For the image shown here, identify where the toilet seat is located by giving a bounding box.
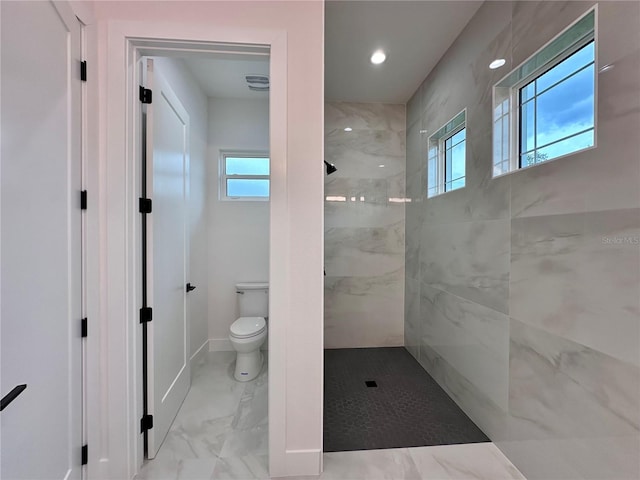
[230,316,266,339]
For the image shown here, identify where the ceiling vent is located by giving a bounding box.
[246,74,269,92]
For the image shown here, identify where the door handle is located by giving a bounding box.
[186,283,196,292]
[1,384,27,412]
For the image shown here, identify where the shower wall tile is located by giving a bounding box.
[508,319,640,478]
[511,208,640,366]
[324,201,404,229]
[404,203,422,282]
[404,277,420,360]
[420,283,510,411]
[405,2,640,479]
[509,319,640,437]
[326,102,405,133]
[405,120,423,179]
[324,271,404,349]
[511,1,596,68]
[325,102,406,348]
[406,86,422,130]
[420,219,510,314]
[418,342,508,440]
[324,223,404,278]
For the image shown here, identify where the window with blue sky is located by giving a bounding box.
[428,110,466,197]
[221,153,270,199]
[519,41,595,167]
[492,8,595,176]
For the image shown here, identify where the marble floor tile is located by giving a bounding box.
[408,443,526,480]
[136,458,217,480]
[137,353,526,480]
[212,454,270,480]
[319,448,421,479]
[136,352,269,479]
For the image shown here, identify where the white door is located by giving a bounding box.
[0,1,83,479]
[143,59,191,458]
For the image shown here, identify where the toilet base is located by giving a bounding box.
[234,350,263,382]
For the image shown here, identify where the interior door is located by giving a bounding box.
[143,59,191,458]
[0,1,83,478]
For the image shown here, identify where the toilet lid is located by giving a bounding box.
[230,316,266,338]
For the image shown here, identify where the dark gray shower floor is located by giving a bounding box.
[323,347,489,452]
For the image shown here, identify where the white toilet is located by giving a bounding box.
[229,282,268,381]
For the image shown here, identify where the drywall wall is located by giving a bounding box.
[207,97,270,348]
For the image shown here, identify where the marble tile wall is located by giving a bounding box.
[405,2,640,479]
[325,102,406,348]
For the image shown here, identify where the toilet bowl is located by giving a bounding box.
[229,316,267,381]
[229,282,269,382]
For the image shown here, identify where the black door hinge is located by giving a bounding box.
[141,414,154,432]
[80,61,87,82]
[139,86,152,104]
[139,198,152,214]
[140,307,152,324]
[81,445,88,465]
[81,318,87,338]
[81,190,87,210]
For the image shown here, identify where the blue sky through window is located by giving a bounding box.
[445,128,466,191]
[227,179,269,197]
[520,41,595,166]
[225,157,270,176]
[223,155,270,198]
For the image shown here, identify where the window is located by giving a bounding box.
[493,9,595,176]
[220,152,270,200]
[427,110,466,197]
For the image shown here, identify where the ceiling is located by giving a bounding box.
[181,54,270,99]
[325,1,483,104]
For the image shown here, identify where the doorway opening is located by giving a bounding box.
[135,46,271,477]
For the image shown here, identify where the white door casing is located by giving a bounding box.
[101,24,306,477]
[143,59,191,458]
[0,1,83,478]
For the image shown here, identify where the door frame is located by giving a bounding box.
[101,21,290,479]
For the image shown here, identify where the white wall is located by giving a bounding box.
[152,57,210,364]
[207,97,270,347]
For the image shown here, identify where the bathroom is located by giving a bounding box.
[137,52,272,477]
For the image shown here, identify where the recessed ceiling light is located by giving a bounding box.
[378,164,385,168]
[489,58,506,69]
[599,64,615,73]
[370,50,386,65]
[344,127,353,132]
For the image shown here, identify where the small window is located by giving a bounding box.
[220,152,270,200]
[493,8,595,176]
[427,110,466,198]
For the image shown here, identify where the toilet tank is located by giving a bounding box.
[236,282,269,317]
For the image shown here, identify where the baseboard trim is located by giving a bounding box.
[279,449,322,477]
[209,337,234,352]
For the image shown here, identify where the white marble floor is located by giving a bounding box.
[135,351,269,480]
[136,351,525,480]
